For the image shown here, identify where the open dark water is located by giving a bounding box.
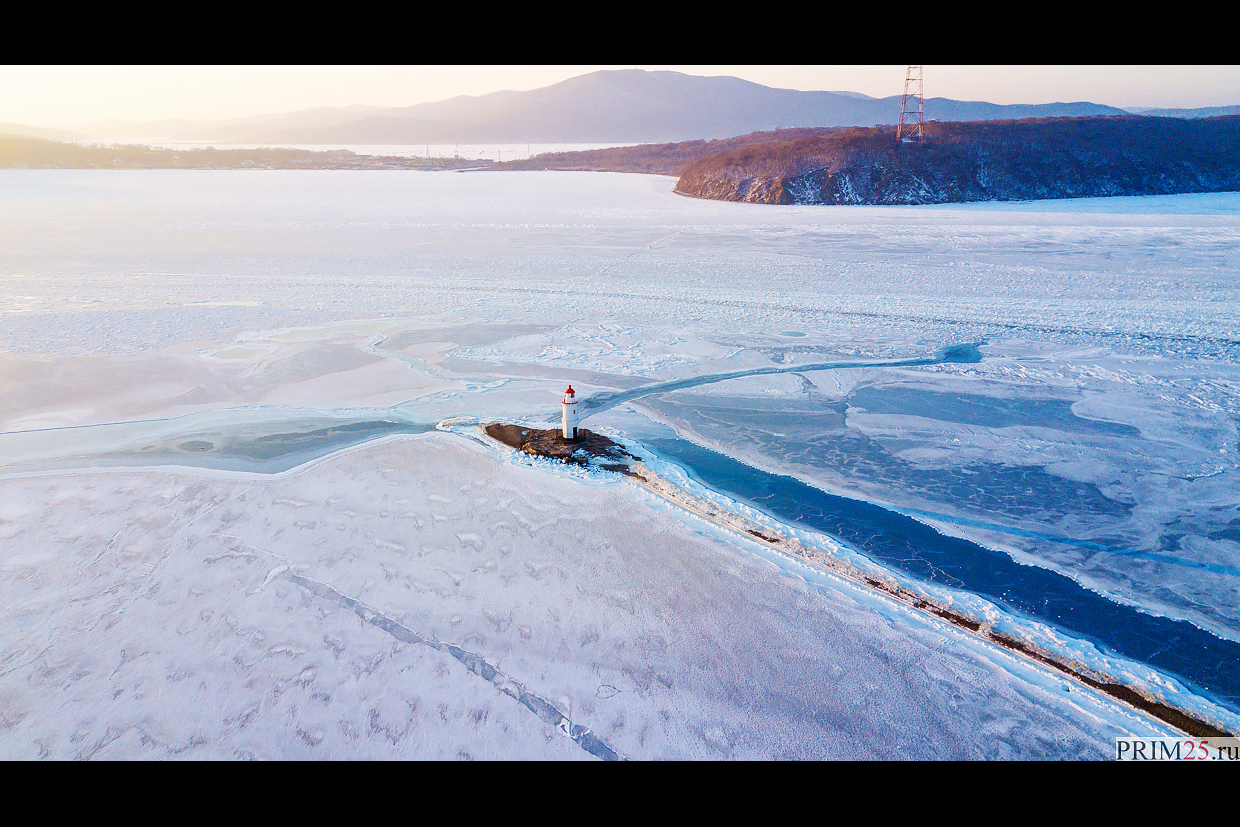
[645,436,1240,711]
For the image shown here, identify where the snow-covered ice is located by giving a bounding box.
[0,435,1174,759]
[2,169,1238,756]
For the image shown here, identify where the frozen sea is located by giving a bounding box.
[1,169,1238,758]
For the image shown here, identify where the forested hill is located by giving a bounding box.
[672,116,1240,205]
[491,127,841,175]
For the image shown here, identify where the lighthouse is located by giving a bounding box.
[561,385,580,440]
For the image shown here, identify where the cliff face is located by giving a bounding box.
[673,116,1240,205]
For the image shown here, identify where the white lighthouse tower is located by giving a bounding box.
[561,384,580,440]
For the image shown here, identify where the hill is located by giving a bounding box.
[492,128,843,175]
[172,70,1126,145]
[671,116,1240,205]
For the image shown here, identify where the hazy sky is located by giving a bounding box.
[4,65,1238,126]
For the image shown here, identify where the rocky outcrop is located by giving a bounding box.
[674,116,1240,205]
[484,424,640,475]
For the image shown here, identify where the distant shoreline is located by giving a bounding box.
[0,134,494,171]
[11,118,1240,213]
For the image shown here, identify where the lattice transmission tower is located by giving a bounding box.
[896,65,924,143]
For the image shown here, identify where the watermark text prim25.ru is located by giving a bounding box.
[1116,737,1239,760]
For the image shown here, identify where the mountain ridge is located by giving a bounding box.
[23,69,1224,146]
[187,71,1131,144]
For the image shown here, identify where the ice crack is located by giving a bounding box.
[572,343,984,418]
[284,572,622,761]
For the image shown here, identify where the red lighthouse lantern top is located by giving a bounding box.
[564,385,575,397]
